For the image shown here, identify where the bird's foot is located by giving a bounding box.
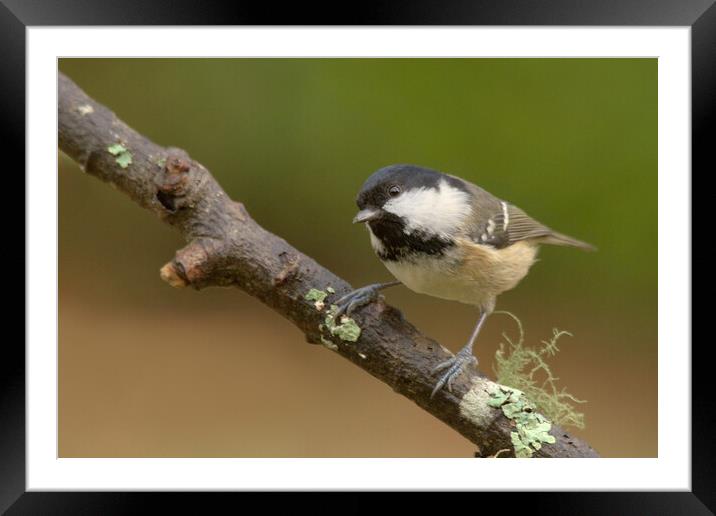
[431,348,478,398]
[333,283,386,319]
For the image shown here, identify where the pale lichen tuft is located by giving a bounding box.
[492,311,586,430]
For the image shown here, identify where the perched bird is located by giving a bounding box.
[336,164,594,397]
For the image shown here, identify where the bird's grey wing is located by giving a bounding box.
[467,191,553,249]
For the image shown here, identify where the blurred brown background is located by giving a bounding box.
[59,58,657,457]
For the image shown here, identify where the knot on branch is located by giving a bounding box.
[155,151,193,212]
[159,238,225,289]
[153,148,244,242]
[273,251,301,287]
[154,149,213,216]
[159,261,188,288]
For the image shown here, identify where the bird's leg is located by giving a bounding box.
[431,310,488,398]
[333,280,401,318]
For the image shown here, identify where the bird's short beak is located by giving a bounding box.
[352,208,380,224]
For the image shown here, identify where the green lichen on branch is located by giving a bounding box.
[488,385,556,457]
[305,288,329,310]
[304,288,361,343]
[323,305,361,342]
[492,311,586,430]
[107,143,133,169]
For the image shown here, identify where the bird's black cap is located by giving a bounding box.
[356,164,468,209]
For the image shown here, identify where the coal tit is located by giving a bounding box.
[336,164,594,398]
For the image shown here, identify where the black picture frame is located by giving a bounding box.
[3,1,709,513]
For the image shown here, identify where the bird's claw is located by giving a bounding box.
[333,284,384,319]
[430,351,478,398]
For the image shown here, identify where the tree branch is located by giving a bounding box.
[58,72,598,458]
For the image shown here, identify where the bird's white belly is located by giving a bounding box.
[382,253,486,306]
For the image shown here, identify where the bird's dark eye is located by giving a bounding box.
[388,185,402,197]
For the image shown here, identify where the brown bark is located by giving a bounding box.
[58,72,598,458]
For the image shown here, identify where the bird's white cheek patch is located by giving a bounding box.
[383,179,471,238]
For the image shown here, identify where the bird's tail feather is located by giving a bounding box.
[540,232,596,251]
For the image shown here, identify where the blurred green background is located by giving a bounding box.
[58,58,656,457]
